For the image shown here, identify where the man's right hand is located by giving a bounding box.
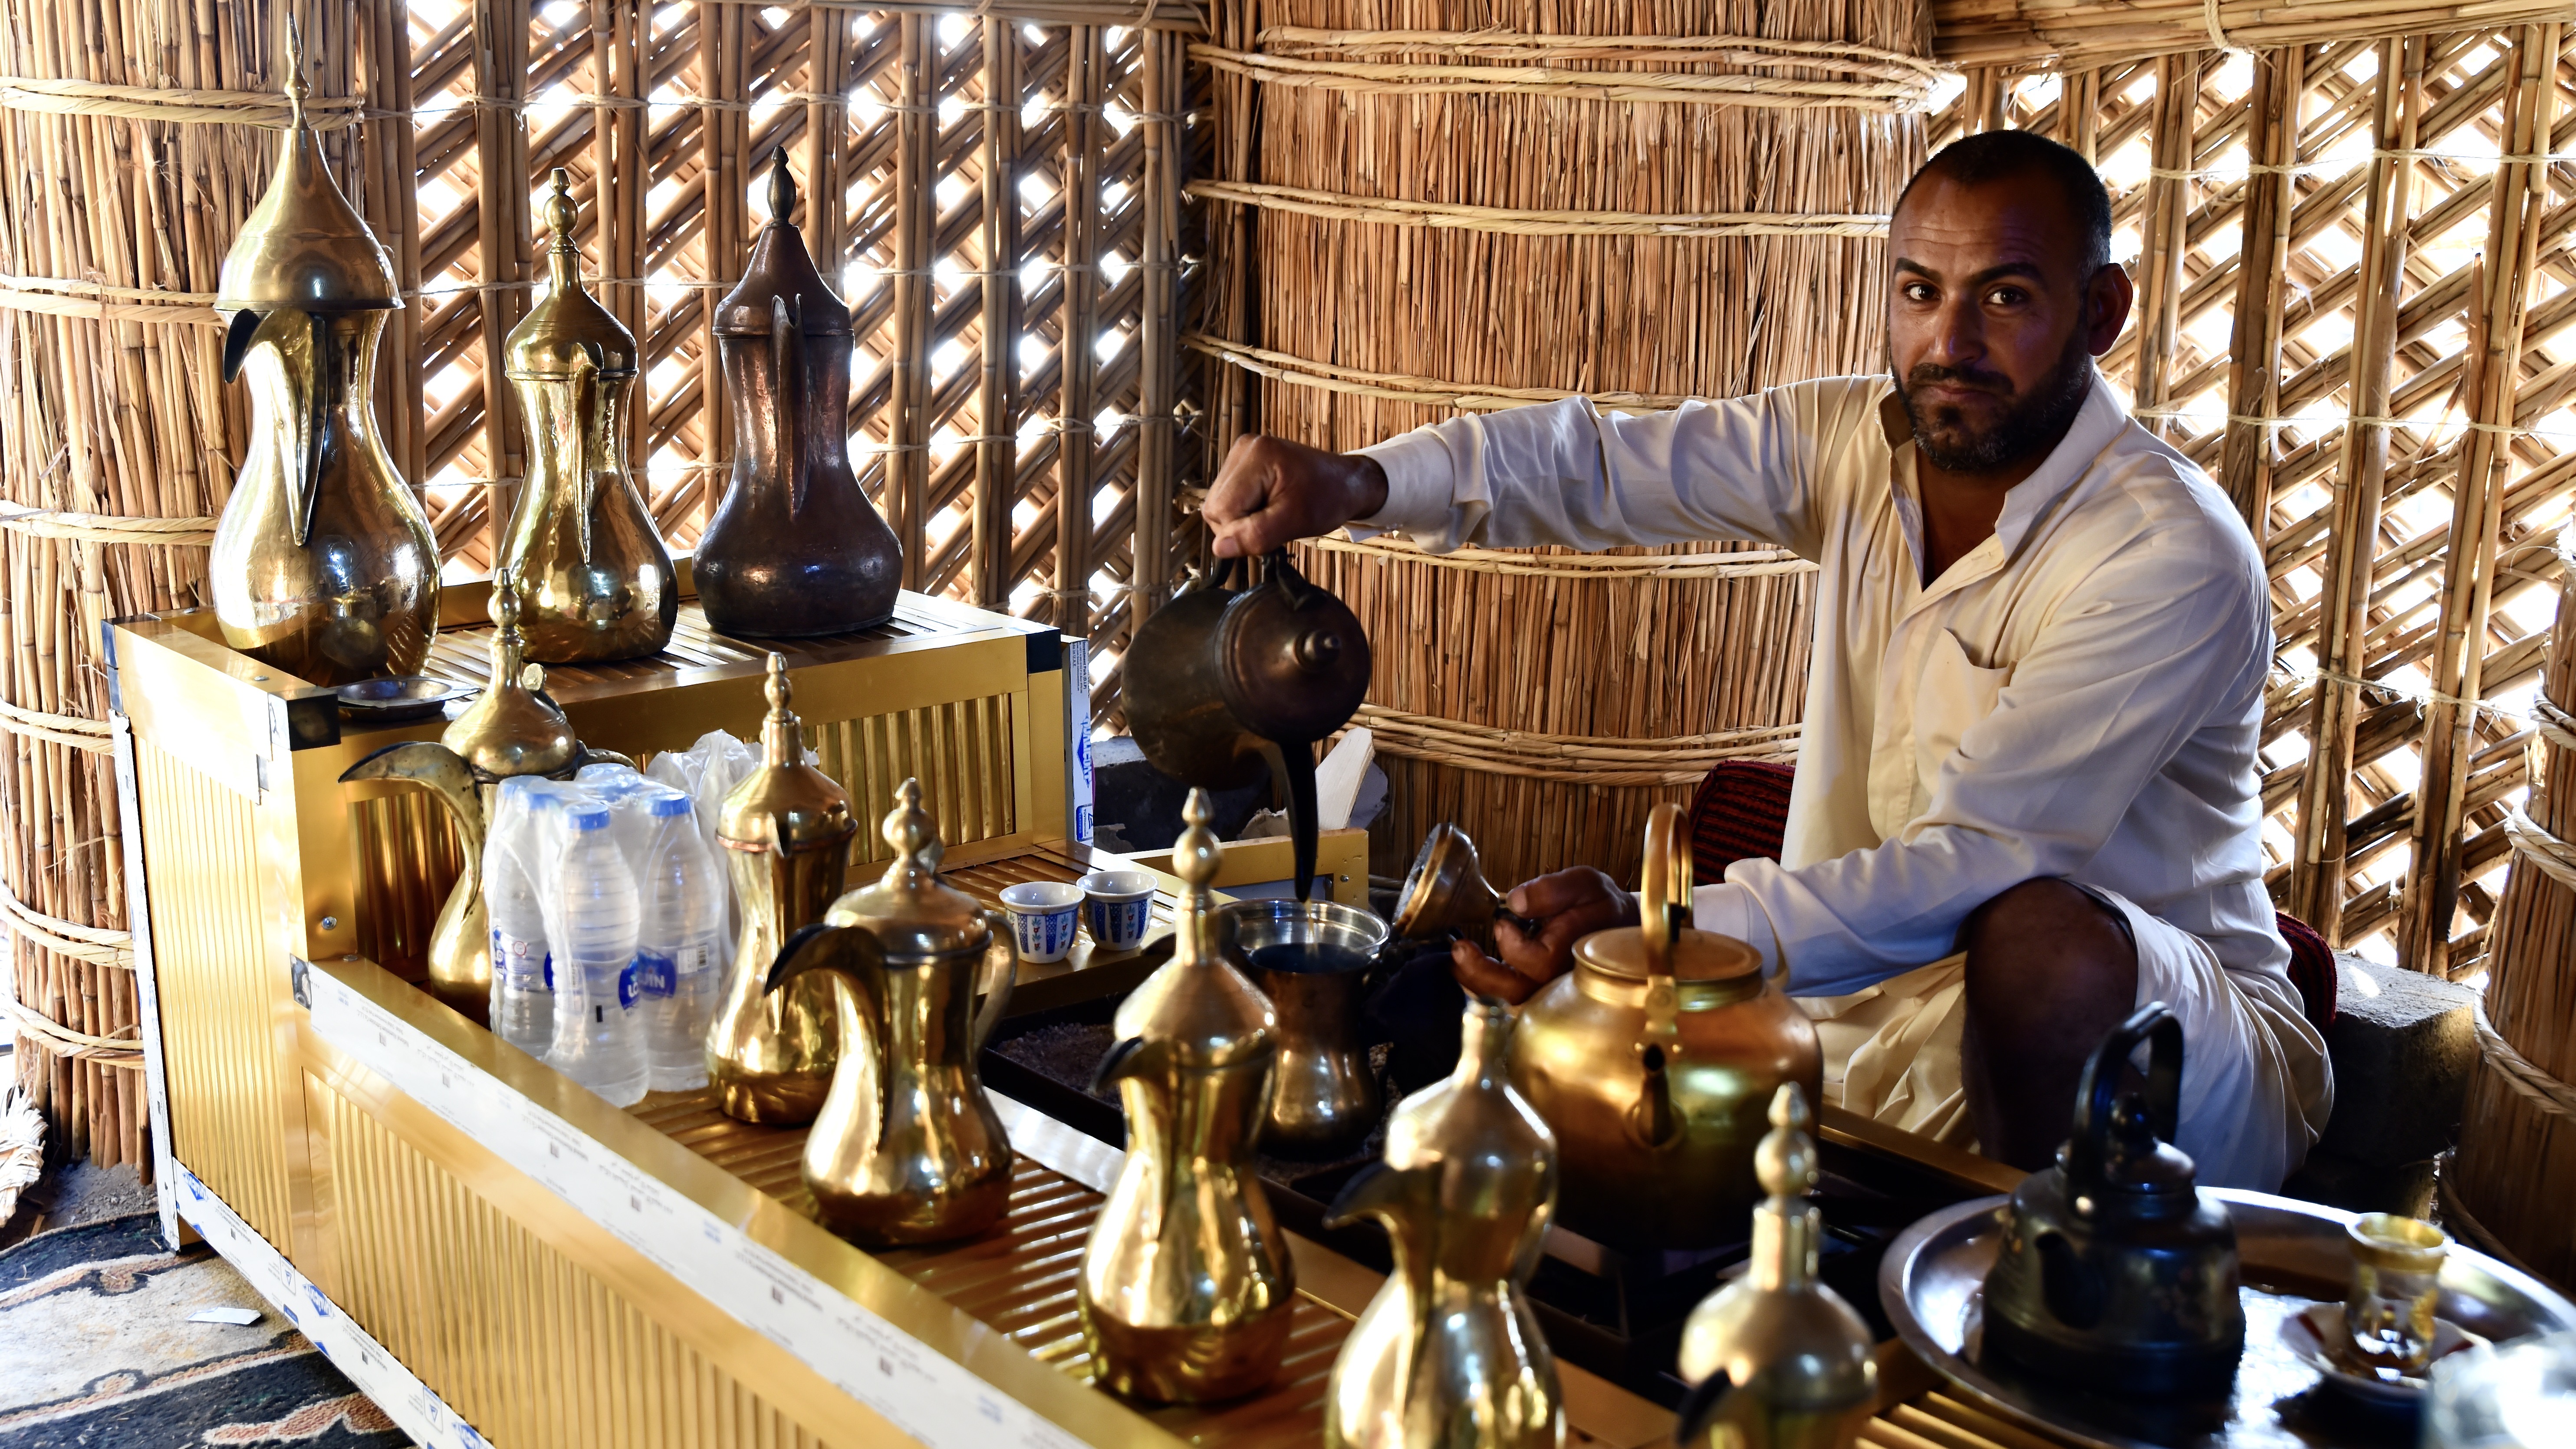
[1202,434,1390,560]
[1449,867,1638,1005]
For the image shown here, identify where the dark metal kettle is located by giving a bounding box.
[1981,1002,2246,1396]
[1124,548,1370,901]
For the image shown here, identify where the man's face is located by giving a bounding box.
[1885,171,2125,475]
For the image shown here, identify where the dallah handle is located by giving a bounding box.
[972,912,1018,1052]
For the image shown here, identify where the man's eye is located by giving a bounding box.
[1904,283,1936,301]
[1986,287,2024,306]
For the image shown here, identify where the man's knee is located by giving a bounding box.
[1961,878,2136,1016]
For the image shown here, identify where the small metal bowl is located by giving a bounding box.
[334,675,473,724]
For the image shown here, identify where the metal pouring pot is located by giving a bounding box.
[1124,548,1370,901]
[1217,898,1390,1159]
[1393,823,1538,947]
[1509,804,1822,1251]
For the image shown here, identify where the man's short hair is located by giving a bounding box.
[1895,130,2114,280]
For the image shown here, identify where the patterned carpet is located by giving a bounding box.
[0,1214,409,1448]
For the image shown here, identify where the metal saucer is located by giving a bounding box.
[334,675,473,724]
[1879,1191,2576,1449]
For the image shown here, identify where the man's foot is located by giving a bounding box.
[1960,878,2140,1171]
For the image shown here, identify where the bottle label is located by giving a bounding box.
[635,952,676,999]
[618,958,641,1010]
[492,931,549,991]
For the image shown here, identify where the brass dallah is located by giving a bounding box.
[1079,789,1296,1403]
[706,655,854,1123]
[765,779,1016,1245]
[210,21,437,685]
[338,570,605,1019]
[497,168,676,663]
[1322,998,1563,1449]
[1673,1085,1877,1449]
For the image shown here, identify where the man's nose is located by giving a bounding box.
[1927,299,1987,366]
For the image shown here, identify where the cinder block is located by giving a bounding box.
[2280,1147,2438,1219]
[2313,951,2478,1169]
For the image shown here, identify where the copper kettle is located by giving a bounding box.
[1124,548,1369,901]
[1981,1003,2245,1395]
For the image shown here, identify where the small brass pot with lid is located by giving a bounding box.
[1508,803,1821,1250]
[763,778,1015,1246]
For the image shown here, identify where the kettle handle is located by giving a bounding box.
[2068,1001,2184,1186]
[972,911,1018,1052]
[1261,546,1322,609]
[1638,803,1689,1060]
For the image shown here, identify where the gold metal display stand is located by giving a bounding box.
[105,576,2047,1449]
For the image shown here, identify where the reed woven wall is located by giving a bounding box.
[1,0,1211,1169]
[1198,0,1932,886]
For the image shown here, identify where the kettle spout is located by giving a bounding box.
[1625,1044,1685,1151]
[766,921,885,999]
[1321,1161,1407,1233]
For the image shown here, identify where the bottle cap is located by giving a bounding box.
[568,804,612,832]
[648,790,694,819]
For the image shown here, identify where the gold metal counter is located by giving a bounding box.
[105,583,2060,1449]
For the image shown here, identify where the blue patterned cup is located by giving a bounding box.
[999,881,1083,963]
[1079,870,1156,955]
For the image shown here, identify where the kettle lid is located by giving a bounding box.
[820,779,993,958]
[1214,550,1371,744]
[214,24,399,315]
[2089,1095,2200,1195]
[2062,1002,2201,1200]
[506,169,638,379]
[715,655,856,852]
[714,150,851,338]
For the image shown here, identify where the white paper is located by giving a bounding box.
[188,1305,264,1326]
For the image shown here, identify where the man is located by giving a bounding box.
[1199,130,2333,1189]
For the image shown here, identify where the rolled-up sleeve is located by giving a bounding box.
[1348,379,1891,557]
[1711,531,2271,995]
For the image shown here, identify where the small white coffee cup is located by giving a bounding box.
[999,881,1084,963]
[1078,870,1157,954]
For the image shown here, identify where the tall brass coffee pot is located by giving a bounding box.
[764,780,1015,1245]
[339,570,599,1018]
[694,150,901,637]
[706,655,854,1123]
[497,169,675,663]
[1079,789,1296,1402]
[210,27,436,685]
[1322,998,1563,1449]
[1673,1085,1876,1449]
[1510,804,1821,1250]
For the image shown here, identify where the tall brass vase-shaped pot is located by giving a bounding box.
[694,150,901,637]
[764,779,1016,1246]
[497,170,675,663]
[209,34,435,685]
[707,655,853,1123]
[1510,804,1821,1251]
[1079,790,1296,1402]
[1323,998,1563,1449]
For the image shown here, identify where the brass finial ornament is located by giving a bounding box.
[208,16,436,685]
[694,147,903,638]
[337,569,621,1019]
[707,655,858,1122]
[763,777,1016,1245]
[1079,788,1297,1402]
[496,168,676,663]
[1673,1085,1876,1449]
[1322,998,1563,1449]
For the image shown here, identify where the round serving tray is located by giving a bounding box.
[1880,1190,2576,1449]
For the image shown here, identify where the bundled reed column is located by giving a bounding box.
[1198,0,1931,884]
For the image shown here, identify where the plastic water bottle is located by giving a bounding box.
[637,790,723,1091]
[550,800,649,1106]
[485,777,554,1057]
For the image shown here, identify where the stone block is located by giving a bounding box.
[2313,951,2478,1169]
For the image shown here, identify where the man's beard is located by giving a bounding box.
[1888,327,2096,474]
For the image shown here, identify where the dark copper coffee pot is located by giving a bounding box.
[1124,549,1370,900]
[694,150,901,637]
[1982,1003,2245,1396]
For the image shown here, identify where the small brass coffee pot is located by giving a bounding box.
[694,150,901,637]
[1124,549,1371,902]
[496,169,675,664]
[1510,804,1821,1250]
[1322,998,1562,1449]
[210,23,437,685]
[763,780,1015,1245]
[1673,1085,1876,1449]
[706,655,854,1123]
[1983,1003,2244,1396]
[339,570,609,1018]
[1079,789,1296,1402]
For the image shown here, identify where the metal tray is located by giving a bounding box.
[1880,1191,2576,1449]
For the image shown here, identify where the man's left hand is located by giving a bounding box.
[1449,867,1636,1004]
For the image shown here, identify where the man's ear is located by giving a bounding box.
[2086,262,2136,356]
